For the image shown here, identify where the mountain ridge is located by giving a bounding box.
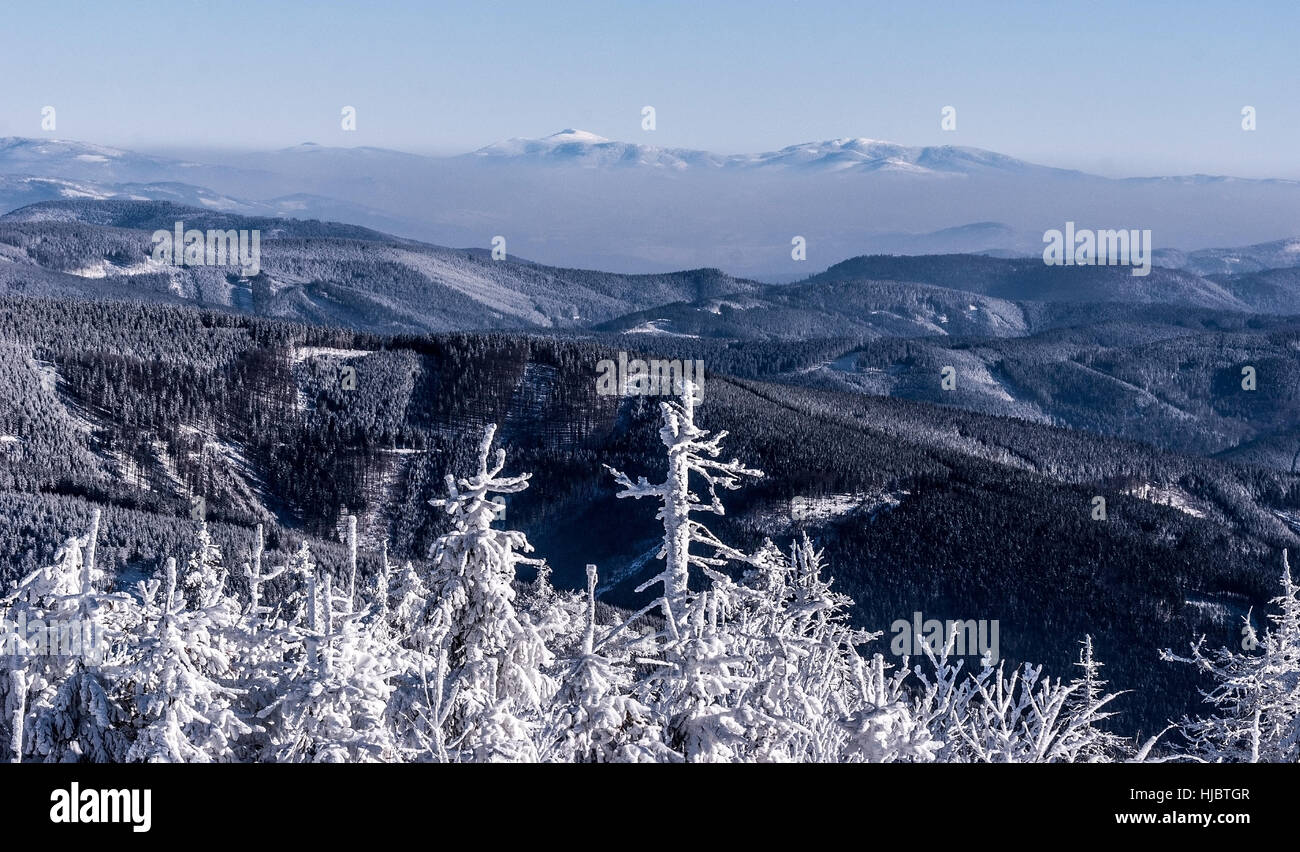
[6,132,1297,184]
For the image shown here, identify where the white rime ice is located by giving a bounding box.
[270,552,399,763]
[420,424,554,762]
[541,564,676,763]
[606,380,761,618]
[123,557,249,762]
[1162,550,1300,762]
[3,510,136,762]
[0,401,1288,762]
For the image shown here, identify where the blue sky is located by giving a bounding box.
[1,0,1296,176]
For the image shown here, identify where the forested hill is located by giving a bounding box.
[10,200,1300,346]
[1,292,1297,734]
[0,200,760,334]
[803,253,1246,310]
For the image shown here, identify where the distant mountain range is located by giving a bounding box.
[7,130,1283,182]
[2,134,1299,277]
[469,129,1087,177]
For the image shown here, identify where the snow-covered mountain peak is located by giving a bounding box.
[546,128,611,143]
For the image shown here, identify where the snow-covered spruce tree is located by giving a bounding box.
[605,380,761,624]
[542,565,676,763]
[225,524,297,759]
[242,524,288,630]
[738,538,847,760]
[178,521,244,683]
[2,609,38,762]
[373,541,391,635]
[420,424,554,762]
[184,521,225,609]
[739,536,937,762]
[379,547,452,760]
[338,510,359,608]
[121,557,250,762]
[606,381,779,761]
[3,680,24,763]
[271,554,401,763]
[907,631,1129,763]
[1162,551,1300,762]
[245,540,315,757]
[318,572,404,763]
[389,556,430,644]
[837,651,941,762]
[525,563,587,656]
[348,538,446,763]
[601,381,927,762]
[7,511,138,762]
[663,576,791,762]
[647,535,934,763]
[1,557,49,762]
[1064,635,1137,762]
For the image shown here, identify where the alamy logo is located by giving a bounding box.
[50,782,151,833]
[596,352,704,398]
[890,612,999,662]
[151,221,260,276]
[1043,222,1151,277]
[1,610,104,661]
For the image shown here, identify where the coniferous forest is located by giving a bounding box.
[0,278,1297,761]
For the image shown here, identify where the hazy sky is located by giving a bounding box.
[2,0,1296,177]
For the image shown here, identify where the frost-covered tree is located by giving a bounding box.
[421,425,554,762]
[372,541,391,635]
[271,555,400,763]
[604,387,938,762]
[606,380,761,624]
[338,510,359,609]
[837,652,941,763]
[2,615,37,763]
[1064,635,1135,762]
[230,525,295,758]
[176,522,242,682]
[5,511,138,762]
[379,546,448,760]
[122,557,250,762]
[242,524,288,629]
[1162,551,1300,762]
[183,521,225,610]
[955,660,1113,762]
[543,565,675,763]
[906,631,1129,763]
[737,536,936,762]
[603,381,775,761]
[389,556,430,644]
[656,582,778,762]
[524,563,586,655]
